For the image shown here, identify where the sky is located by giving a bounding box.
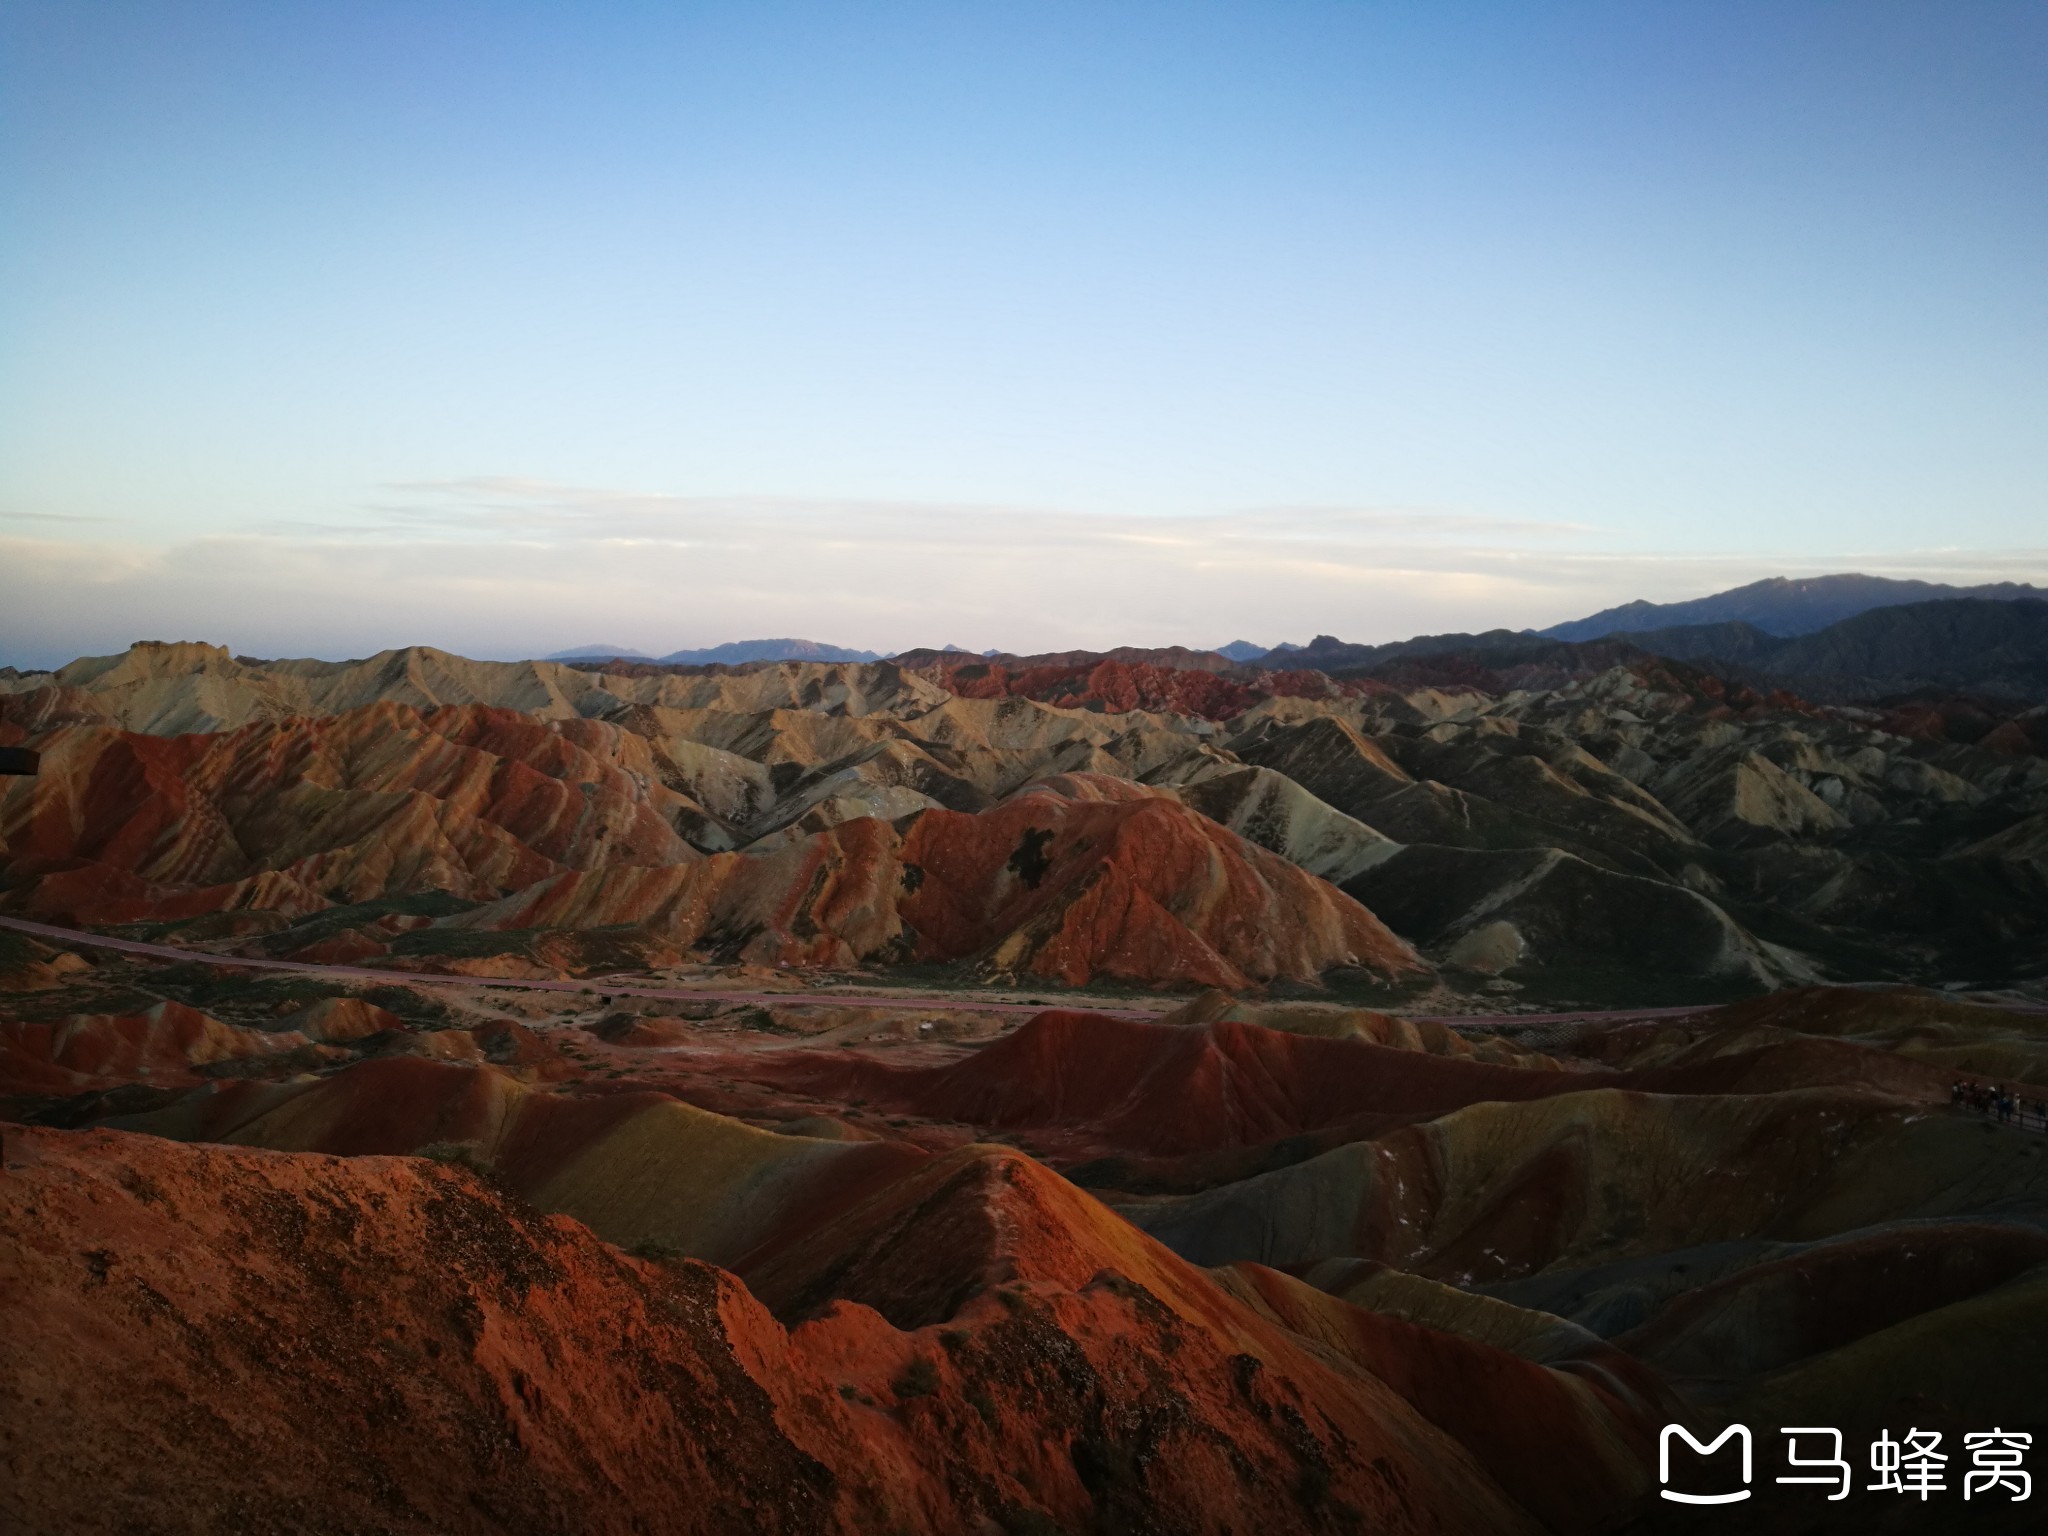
[2,0,2044,667]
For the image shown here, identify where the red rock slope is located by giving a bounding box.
[464,775,1425,989]
[737,1008,1599,1160]
[0,703,706,925]
[0,1123,1666,1534]
[901,653,1372,721]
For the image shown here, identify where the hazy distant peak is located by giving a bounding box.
[1211,641,1269,663]
[1542,573,2048,642]
[543,644,652,660]
[658,638,883,666]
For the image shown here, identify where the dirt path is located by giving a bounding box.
[0,914,1161,1019]
[16,913,2029,1033]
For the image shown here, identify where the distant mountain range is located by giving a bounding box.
[1211,641,1270,663]
[1624,598,2048,701]
[1537,573,2048,641]
[539,573,2048,697]
[1253,574,2045,662]
[543,644,653,660]
[1274,598,2048,704]
[661,638,884,665]
[546,638,883,665]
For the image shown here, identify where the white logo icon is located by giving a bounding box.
[1660,1424,1752,1505]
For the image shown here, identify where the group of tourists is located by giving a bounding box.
[1952,1079,2047,1131]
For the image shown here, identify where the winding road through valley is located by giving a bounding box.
[0,912,1766,1029]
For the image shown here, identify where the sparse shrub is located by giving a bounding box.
[1069,1436,1141,1502]
[997,1509,1064,1536]
[893,1356,939,1400]
[938,1328,969,1354]
[629,1237,686,1264]
[418,1140,490,1176]
[967,1386,1000,1428]
[1297,1461,1331,1510]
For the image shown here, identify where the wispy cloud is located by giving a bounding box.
[309,478,1594,551]
[5,478,2045,670]
[0,510,119,524]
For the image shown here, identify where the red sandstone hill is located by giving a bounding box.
[0,702,708,927]
[713,1004,1966,1168]
[0,998,341,1095]
[898,652,1383,720]
[12,638,2047,1001]
[734,1009,1596,1161]
[461,775,1427,989]
[1,1122,1668,1534]
[0,696,1422,989]
[912,656,1272,719]
[124,1053,937,1271]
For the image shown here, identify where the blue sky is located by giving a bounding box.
[3,1,2044,665]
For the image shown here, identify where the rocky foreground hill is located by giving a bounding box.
[5,935,2046,1533]
[5,637,2048,1531]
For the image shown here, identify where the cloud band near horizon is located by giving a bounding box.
[3,481,2043,671]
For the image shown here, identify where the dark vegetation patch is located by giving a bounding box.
[1068,1436,1144,1524]
[995,1509,1067,1536]
[173,971,351,1016]
[102,912,291,944]
[388,927,540,961]
[1269,967,1439,1008]
[418,1141,494,1178]
[628,1237,687,1264]
[1005,828,1057,889]
[4,1081,193,1130]
[893,1356,940,1401]
[257,892,475,956]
